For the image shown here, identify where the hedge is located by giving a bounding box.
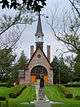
[75,96,80,100]
[58,85,73,98]
[64,83,80,87]
[0,96,6,101]
[0,83,14,88]
[9,85,26,98]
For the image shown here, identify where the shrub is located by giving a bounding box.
[64,82,80,87]
[0,83,14,87]
[0,96,6,101]
[75,96,80,100]
[9,85,26,98]
[58,85,73,98]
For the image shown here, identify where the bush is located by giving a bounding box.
[58,85,73,98]
[9,85,26,98]
[64,82,80,87]
[0,96,6,101]
[0,83,14,87]
[75,96,80,100]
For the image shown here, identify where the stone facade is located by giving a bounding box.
[19,12,53,85]
[19,48,53,84]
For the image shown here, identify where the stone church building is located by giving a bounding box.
[19,13,53,84]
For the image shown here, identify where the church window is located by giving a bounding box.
[37,54,41,58]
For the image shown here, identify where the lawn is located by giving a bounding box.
[67,87,80,97]
[45,85,80,107]
[1,84,80,107]
[0,87,11,97]
[0,85,36,107]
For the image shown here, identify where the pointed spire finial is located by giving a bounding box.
[35,12,44,37]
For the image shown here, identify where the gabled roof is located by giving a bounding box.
[26,48,52,68]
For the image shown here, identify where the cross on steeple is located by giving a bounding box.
[35,12,44,50]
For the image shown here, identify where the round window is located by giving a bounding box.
[37,54,41,58]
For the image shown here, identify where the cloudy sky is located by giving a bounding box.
[0,0,72,61]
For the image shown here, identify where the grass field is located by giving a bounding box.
[0,85,36,107]
[0,87,11,97]
[45,85,80,107]
[1,84,80,107]
[67,87,80,97]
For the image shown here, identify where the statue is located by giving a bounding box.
[39,73,45,100]
[40,74,44,88]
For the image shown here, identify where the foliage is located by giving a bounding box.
[64,82,80,87]
[9,85,26,98]
[52,104,80,107]
[0,0,46,12]
[17,51,28,70]
[51,57,72,84]
[0,96,6,101]
[75,96,80,100]
[45,85,80,107]
[58,85,73,98]
[67,87,80,98]
[0,85,36,107]
[73,54,80,81]
[0,83,14,87]
[0,48,18,83]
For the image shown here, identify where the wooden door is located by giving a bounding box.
[31,75,36,83]
[44,75,48,83]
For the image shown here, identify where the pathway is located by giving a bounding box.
[35,82,51,107]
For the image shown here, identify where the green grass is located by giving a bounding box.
[9,85,36,103]
[67,87,80,97]
[45,85,64,101]
[0,85,36,107]
[0,87,11,97]
[45,85,80,107]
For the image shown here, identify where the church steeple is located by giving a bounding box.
[35,12,44,50]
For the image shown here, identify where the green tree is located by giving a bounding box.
[51,57,59,84]
[0,48,16,83]
[52,57,72,84]
[17,51,28,70]
[73,54,80,81]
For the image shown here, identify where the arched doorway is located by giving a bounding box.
[31,65,48,83]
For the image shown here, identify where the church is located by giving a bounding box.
[19,12,53,84]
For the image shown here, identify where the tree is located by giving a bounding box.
[47,13,80,55]
[0,0,46,11]
[73,54,80,81]
[69,0,80,17]
[0,0,46,49]
[52,57,72,84]
[47,1,80,82]
[0,26,25,49]
[0,48,16,83]
[0,5,35,36]
[17,51,28,70]
[51,57,60,84]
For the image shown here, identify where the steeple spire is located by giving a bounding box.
[35,12,44,37]
[35,12,44,50]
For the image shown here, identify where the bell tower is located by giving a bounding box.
[35,12,44,50]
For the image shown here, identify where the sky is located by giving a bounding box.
[0,0,72,61]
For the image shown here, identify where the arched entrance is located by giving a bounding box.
[31,65,48,83]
